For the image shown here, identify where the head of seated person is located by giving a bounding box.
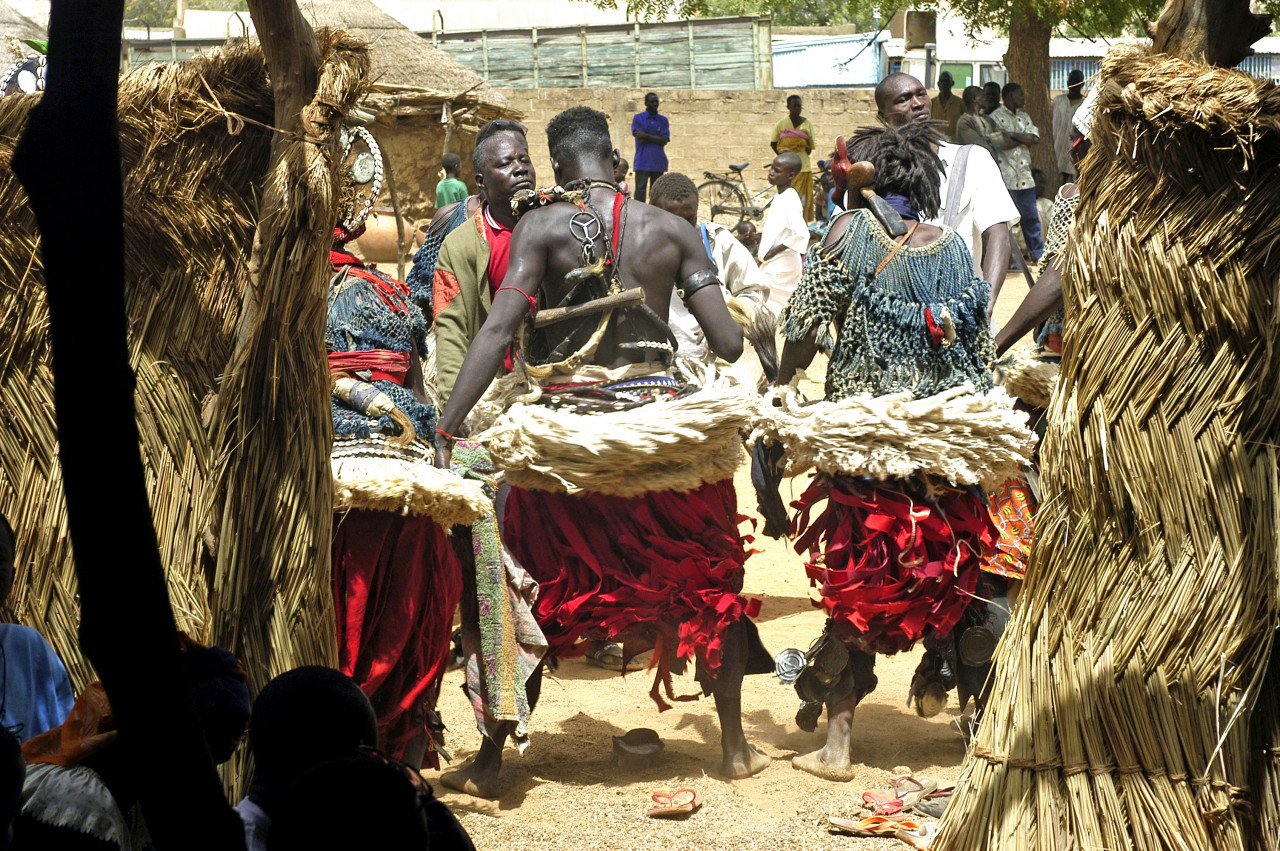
[247,666,378,800]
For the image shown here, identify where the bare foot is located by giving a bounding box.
[439,761,501,799]
[792,747,859,782]
[721,743,771,779]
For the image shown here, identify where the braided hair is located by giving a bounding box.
[845,122,945,220]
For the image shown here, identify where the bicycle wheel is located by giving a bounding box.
[697,179,748,227]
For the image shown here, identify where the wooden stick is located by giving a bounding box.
[533,287,644,328]
[11,0,242,846]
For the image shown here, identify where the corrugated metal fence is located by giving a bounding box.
[427,16,772,90]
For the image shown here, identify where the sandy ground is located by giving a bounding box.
[424,280,1033,850]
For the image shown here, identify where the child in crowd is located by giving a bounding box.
[434,153,468,208]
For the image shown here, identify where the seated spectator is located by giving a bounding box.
[0,514,73,742]
[0,727,23,850]
[267,749,474,851]
[235,666,379,850]
[12,639,249,851]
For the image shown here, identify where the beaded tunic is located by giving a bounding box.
[1035,187,1079,347]
[327,264,436,440]
[780,210,994,402]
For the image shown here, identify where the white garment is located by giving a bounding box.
[1051,93,1083,177]
[758,186,808,312]
[669,222,772,361]
[235,797,271,851]
[925,143,1020,278]
[21,762,152,850]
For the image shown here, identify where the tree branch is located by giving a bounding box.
[1146,0,1272,66]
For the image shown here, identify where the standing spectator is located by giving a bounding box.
[434,152,468,208]
[955,85,1005,158]
[983,81,1001,115]
[931,71,965,140]
[613,154,630,195]
[990,82,1043,261]
[1051,69,1086,184]
[735,220,760,257]
[875,72,1017,313]
[771,94,815,220]
[758,153,808,312]
[630,92,669,202]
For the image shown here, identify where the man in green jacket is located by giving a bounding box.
[432,129,535,403]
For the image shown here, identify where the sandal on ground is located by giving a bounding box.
[912,798,948,819]
[891,775,938,809]
[646,787,702,818]
[897,822,939,849]
[586,641,645,672]
[828,815,920,836]
[861,789,902,816]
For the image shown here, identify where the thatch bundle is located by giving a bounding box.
[0,43,277,685]
[0,32,371,690]
[934,44,1280,850]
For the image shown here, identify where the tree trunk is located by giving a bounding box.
[1003,6,1059,194]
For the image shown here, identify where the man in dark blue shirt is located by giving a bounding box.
[631,92,669,202]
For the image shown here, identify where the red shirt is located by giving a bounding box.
[482,206,512,297]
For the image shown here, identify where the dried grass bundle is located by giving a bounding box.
[934,43,1280,851]
[207,29,371,691]
[0,43,276,685]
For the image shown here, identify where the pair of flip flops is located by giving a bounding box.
[647,787,701,818]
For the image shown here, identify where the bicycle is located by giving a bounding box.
[697,163,775,228]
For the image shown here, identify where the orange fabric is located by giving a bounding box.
[985,479,1036,579]
[432,268,462,318]
[22,682,117,767]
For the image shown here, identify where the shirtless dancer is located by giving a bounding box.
[434,106,770,796]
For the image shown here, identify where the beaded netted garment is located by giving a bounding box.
[779,210,994,403]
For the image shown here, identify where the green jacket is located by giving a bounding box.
[432,207,493,404]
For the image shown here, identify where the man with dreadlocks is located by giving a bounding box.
[434,105,773,798]
[762,121,1032,780]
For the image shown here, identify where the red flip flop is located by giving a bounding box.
[861,789,902,815]
[647,787,702,818]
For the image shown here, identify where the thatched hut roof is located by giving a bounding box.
[0,1,44,41]
[300,0,511,120]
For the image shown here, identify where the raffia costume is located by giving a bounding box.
[758,210,1033,709]
[467,184,770,709]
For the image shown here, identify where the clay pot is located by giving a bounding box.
[355,208,419,263]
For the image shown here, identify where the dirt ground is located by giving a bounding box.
[424,281,1032,850]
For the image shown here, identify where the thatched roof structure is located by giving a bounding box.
[300,0,511,125]
[0,1,43,41]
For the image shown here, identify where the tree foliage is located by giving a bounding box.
[702,0,879,27]
[123,0,175,29]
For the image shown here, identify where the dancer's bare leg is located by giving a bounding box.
[793,647,875,781]
[792,693,859,781]
[714,620,771,779]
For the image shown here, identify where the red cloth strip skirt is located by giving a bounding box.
[792,477,994,655]
[504,479,759,710]
[332,509,462,767]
